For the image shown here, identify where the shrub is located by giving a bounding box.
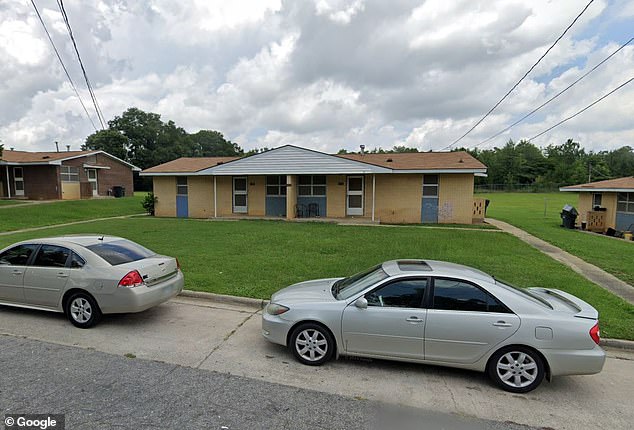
[141,192,157,216]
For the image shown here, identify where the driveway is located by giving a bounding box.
[1,296,633,430]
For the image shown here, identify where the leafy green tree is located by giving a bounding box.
[605,146,634,178]
[83,129,128,160]
[189,130,243,157]
[0,143,3,159]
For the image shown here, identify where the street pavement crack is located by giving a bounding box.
[194,309,260,369]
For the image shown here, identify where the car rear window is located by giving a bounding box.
[496,280,553,309]
[87,240,155,266]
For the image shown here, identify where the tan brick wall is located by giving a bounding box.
[603,193,618,229]
[153,177,176,217]
[363,175,374,218]
[216,176,233,216]
[577,193,592,226]
[188,176,213,218]
[326,175,346,218]
[248,176,266,216]
[438,174,474,224]
[374,174,422,224]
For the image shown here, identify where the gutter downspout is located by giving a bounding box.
[5,166,11,199]
[372,173,376,222]
[213,176,217,218]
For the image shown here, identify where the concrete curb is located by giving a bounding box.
[178,289,268,310]
[177,291,634,350]
[601,338,634,351]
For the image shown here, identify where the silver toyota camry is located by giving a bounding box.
[262,259,605,393]
[0,235,184,328]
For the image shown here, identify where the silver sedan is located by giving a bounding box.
[0,236,184,328]
[262,259,605,393]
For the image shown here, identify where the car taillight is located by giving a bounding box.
[176,258,181,270]
[589,322,601,345]
[118,270,144,288]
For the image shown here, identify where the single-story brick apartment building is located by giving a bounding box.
[141,145,488,224]
[560,176,634,232]
[0,149,140,200]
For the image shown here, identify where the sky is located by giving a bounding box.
[0,0,633,154]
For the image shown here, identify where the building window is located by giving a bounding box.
[176,177,188,195]
[60,166,79,182]
[422,175,439,197]
[617,192,634,213]
[298,175,326,196]
[266,175,287,196]
[592,193,602,208]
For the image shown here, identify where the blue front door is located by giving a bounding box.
[421,198,438,223]
[176,195,188,218]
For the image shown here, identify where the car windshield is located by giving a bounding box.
[495,279,553,309]
[333,264,389,300]
[87,239,155,266]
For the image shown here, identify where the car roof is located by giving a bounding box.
[381,259,494,283]
[14,235,127,248]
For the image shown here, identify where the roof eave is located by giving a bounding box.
[560,187,634,192]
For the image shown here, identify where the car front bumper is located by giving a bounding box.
[542,344,606,376]
[98,271,184,314]
[262,311,292,346]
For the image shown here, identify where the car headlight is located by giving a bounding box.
[266,303,290,315]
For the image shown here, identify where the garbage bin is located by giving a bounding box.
[560,204,578,229]
[112,186,125,198]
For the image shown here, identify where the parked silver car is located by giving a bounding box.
[0,236,184,328]
[262,260,605,392]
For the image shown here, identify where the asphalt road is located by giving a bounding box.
[0,335,534,430]
[1,297,633,429]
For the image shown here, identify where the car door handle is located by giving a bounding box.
[493,321,513,327]
[57,273,69,278]
[406,317,424,323]
[12,270,23,276]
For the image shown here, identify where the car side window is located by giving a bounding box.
[70,252,86,269]
[0,244,39,266]
[32,245,71,268]
[432,278,509,313]
[365,278,427,308]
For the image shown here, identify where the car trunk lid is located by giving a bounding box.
[528,288,598,320]
[119,255,179,287]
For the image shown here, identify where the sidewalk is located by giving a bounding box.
[0,213,146,236]
[486,218,634,305]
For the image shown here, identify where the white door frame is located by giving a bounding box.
[233,176,248,213]
[346,175,364,216]
[13,167,24,197]
[86,168,98,196]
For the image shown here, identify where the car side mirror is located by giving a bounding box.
[354,297,368,309]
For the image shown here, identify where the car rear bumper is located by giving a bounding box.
[542,344,606,376]
[98,271,184,314]
[262,312,292,346]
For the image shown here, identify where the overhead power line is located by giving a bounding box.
[57,0,106,129]
[442,0,596,150]
[528,76,634,141]
[476,36,634,148]
[30,0,98,132]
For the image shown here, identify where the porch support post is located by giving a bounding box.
[5,166,11,199]
[213,176,217,218]
[286,175,297,220]
[371,174,376,222]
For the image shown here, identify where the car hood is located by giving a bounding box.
[271,278,342,304]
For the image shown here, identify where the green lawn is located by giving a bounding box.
[0,196,145,233]
[1,217,632,340]
[480,192,634,285]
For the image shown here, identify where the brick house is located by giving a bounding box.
[0,149,140,200]
[141,145,488,225]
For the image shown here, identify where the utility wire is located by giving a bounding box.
[57,0,106,129]
[476,36,634,149]
[528,76,634,141]
[30,0,98,131]
[442,0,596,150]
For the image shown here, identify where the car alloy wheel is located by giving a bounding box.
[65,292,102,329]
[488,346,545,393]
[290,323,334,366]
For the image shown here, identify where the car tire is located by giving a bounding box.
[488,346,545,393]
[289,323,335,366]
[65,292,102,329]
